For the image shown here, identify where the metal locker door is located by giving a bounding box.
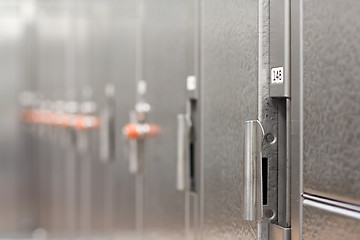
[35,2,77,237]
[109,0,138,239]
[85,0,113,237]
[201,1,259,239]
[139,0,195,239]
[302,0,360,206]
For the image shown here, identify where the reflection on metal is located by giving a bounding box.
[243,120,264,221]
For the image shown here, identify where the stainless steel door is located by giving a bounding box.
[36,2,75,237]
[141,0,193,239]
[303,0,360,205]
[201,1,259,239]
[110,0,137,239]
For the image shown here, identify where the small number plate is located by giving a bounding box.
[187,75,196,91]
[271,67,284,84]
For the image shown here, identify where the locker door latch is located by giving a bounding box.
[100,84,116,163]
[177,76,197,192]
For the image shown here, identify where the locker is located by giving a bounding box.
[137,0,198,239]
[201,1,259,239]
[35,1,75,237]
[109,0,138,238]
[1,0,360,239]
[302,0,360,205]
[0,2,36,236]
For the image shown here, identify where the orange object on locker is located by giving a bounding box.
[74,115,101,130]
[123,123,160,140]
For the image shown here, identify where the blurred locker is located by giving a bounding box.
[108,0,138,239]
[131,0,199,239]
[35,1,77,237]
[0,1,37,237]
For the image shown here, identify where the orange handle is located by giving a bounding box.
[22,110,100,130]
[123,123,160,140]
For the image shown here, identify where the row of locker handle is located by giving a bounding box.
[20,82,267,224]
[22,109,160,139]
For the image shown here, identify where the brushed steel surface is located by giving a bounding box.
[303,0,360,205]
[201,0,259,238]
[303,200,360,240]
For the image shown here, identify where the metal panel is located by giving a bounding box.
[303,200,360,240]
[303,0,360,204]
[141,0,193,239]
[201,0,258,239]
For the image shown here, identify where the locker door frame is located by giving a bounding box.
[290,0,303,239]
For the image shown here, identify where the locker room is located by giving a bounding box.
[0,0,359,239]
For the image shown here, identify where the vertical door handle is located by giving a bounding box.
[177,114,191,191]
[243,120,264,221]
[128,111,140,174]
[100,84,115,163]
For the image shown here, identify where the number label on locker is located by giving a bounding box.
[271,67,284,84]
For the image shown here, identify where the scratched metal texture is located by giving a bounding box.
[303,0,360,205]
[303,203,360,240]
[201,0,258,239]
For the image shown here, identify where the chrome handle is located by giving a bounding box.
[100,84,116,163]
[243,120,264,221]
[128,111,140,174]
[177,114,191,191]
